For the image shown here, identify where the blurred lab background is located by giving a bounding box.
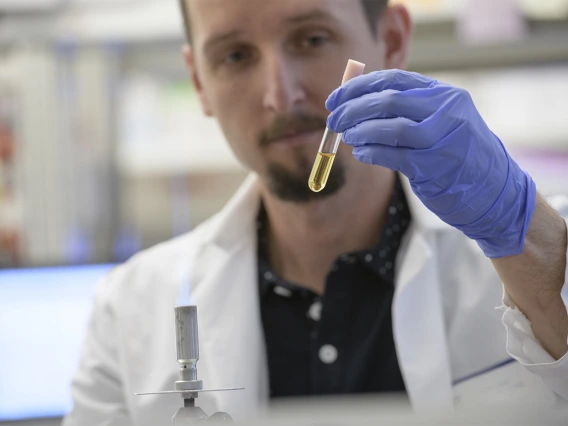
[0,0,567,424]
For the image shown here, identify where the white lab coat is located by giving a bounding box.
[63,175,568,426]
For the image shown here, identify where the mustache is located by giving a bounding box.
[259,113,327,147]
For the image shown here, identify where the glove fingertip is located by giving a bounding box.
[325,92,339,111]
[341,129,355,146]
[353,152,374,166]
[326,114,339,133]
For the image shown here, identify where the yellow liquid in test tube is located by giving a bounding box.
[308,152,336,192]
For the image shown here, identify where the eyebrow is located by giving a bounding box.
[285,9,336,25]
[202,9,336,53]
[203,30,245,53]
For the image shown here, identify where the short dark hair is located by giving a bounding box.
[178,0,388,43]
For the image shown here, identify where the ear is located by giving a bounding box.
[182,45,214,117]
[378,4,413,70]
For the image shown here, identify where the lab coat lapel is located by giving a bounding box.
[393,178,454,412]
[190,175,269,418]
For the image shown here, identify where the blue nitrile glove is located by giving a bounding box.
[326,70,536,258]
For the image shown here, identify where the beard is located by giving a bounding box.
[265,151,346,203]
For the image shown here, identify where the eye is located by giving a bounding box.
[293,30,333,52]
[225,50,249,64]
[303,35,327,48]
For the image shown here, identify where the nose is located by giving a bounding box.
[262,52,306,113]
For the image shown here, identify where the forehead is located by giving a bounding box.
[187,0,363,46]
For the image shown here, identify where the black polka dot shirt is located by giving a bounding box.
[257,177,411,398]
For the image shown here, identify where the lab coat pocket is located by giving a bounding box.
[453,358,558,409]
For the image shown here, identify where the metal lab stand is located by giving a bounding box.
[135,306,242,424]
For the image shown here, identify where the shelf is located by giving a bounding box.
[409,19,568,72]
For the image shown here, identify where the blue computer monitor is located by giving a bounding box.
[0,264,116,421]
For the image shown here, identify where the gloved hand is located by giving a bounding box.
[326,69,536,258]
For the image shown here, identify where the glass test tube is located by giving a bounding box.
[308,59,365,193]
[308,129,342,192]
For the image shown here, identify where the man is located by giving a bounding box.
[63,1,568,425]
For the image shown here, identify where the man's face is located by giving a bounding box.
[186,0,390,202]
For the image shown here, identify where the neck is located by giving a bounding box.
[260,168,396,295]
